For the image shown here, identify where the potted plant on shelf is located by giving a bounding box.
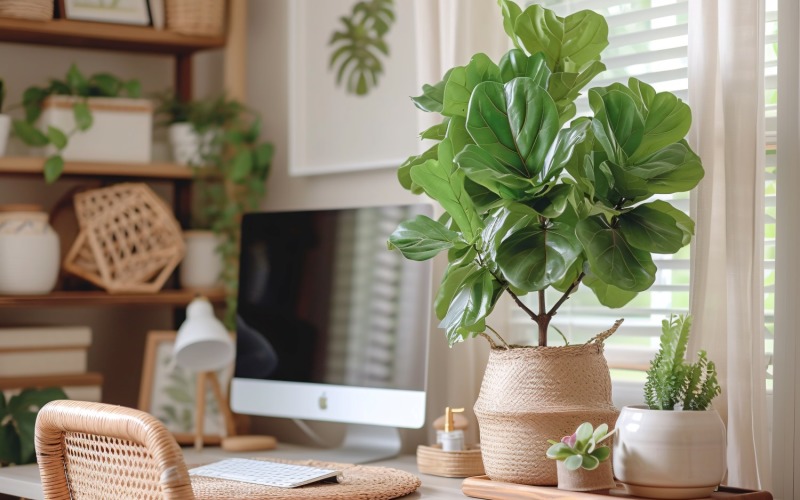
[0,387,67,466]
[614,314,724,499]
[387,0,704,485]
[13,64,149,182]
[0,80,10,156]
[155,91,238,167]
[546,422,616,492]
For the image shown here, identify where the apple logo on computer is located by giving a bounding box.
[319,393,327,410]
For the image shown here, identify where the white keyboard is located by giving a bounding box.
[189,458,343,488]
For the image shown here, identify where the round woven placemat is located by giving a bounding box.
[190,459,421,500]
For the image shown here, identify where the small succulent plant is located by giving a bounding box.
[546,422,615,471]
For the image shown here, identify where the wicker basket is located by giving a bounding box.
[166,0,225,36]
[416,444,485,478]
[63,183,185,293]
[0,0,52,21]
[473,321,622,486]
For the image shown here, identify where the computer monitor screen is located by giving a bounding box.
[230,204,432,430]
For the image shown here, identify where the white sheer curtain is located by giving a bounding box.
[412,0,507,445]
[687,0,771,490]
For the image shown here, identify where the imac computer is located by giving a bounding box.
[230,204,432,462]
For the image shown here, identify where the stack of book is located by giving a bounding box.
[0,326,102,402]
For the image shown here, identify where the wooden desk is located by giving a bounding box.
[0,443,466,499]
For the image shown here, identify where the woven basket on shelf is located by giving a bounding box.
[473,320,622,486]
[166,0,225,36]
[63,183,185,294]
[0,0,52,21]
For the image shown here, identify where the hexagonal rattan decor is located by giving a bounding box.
[64,183,185,293]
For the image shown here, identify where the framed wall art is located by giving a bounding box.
[288,0,421,176]
[59,0,151,26]
[138,330,233,444]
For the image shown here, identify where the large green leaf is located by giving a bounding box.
[435,260,479,320]
[529,183,573,218]
[635,142,704,194]
[481,203,538,260]
[583,272,638,308]
[648,200,695,246]
[617,201,688,254]
[464,178,503,213]
[388,215,461,261]
[455,144,533,199]
[440,267,495,345]
[498,50,550,87]
[514,5,608,72]
[446,115,474,154]
[629,90,692,163]
[442,54,502,117]
[542,118,591,183]
[410,159,483,241]
[16,412,37,464]
[498,0,523,50]
[496,221,582,292]
[420,118,449,141]
[466,78,559,178]
[412,68,453,113]
[72,101,93,131]
[548,61,606,103]
[12,120,48,146]
[590,89,644,163]
[0,424,19,465]
[576,215,656,292]
[398,143,437,194]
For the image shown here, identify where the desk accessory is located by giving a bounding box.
[174,296,275,452]
[461,476,773,500]
[417,406,485,478]
[190,458,420,500]
[188,458,342,488]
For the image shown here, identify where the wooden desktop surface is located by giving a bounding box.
[0,443,466,499]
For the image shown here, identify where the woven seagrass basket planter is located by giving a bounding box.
[474,323,620,486]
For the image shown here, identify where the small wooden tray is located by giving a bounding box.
[461,476,773,499]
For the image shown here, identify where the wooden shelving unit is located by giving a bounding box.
[0,290,226,308]
[0,17,224,54]
[0,157,194,180]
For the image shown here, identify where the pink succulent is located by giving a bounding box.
[561,432,577,448]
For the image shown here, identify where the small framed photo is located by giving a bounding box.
[138,331,233,445]
[59,0,151,26]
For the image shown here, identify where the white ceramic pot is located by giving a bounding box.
[613,405,726,499]
[168,122,218,166]
[0,205,60,295]
[180,230,223,290]
[0,115,10,156]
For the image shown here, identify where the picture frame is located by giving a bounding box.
[138,331,233,445]
[59,0,151,26]
[288,0,421,176]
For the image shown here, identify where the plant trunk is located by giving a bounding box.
[538,314,550,347]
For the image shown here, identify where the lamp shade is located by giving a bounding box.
[174,297,234,372]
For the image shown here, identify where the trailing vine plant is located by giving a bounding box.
[329,0,395,96]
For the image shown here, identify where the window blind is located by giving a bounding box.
[764,0,777,394]
[506,0,690,404]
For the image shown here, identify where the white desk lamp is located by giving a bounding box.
[175,297,275,452]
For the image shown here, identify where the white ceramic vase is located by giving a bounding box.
[0,205,60,295]
[0,115,10,156]
[168,123,218,166]
[180,230,223,290]
[613,405,726,499]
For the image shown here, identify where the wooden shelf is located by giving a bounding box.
[0,157,195,180]
[0,289,226,308]
[0,18,224,54]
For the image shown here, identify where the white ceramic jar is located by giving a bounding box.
[613,405,726,499]
[180,230,223,290]
[0,205,60,295]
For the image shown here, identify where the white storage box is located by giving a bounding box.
[40,95,153,163]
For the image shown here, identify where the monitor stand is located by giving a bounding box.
[277,423,403,464]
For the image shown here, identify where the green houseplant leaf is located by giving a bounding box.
[442,53,503,117]
[388,215,462,261]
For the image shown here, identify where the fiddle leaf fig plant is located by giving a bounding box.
[387,0,704,347]
[0,387,67,466]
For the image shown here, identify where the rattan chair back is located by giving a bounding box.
[35,400,195,500]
